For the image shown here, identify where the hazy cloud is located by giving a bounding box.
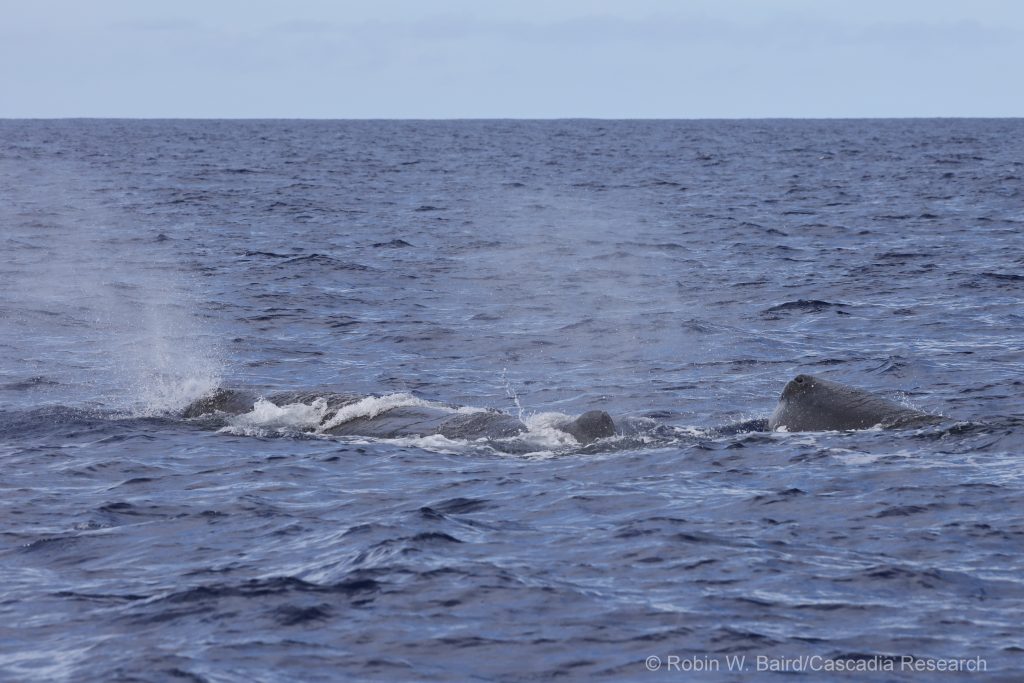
[1,1,1022,117]
[111,18,201,33]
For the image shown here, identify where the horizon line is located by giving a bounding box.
[2,115,1022,122]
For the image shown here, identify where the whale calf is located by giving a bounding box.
[768,374,942,432]
[183,389,616,445]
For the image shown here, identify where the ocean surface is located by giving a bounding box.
[1,119,1022,682]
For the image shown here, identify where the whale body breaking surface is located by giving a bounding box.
[184,387,617,446]
[767,374,943,432]
[183,374,945,448]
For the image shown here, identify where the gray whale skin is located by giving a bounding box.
[184,375,943,442]
[768,374,942,432]
[183,389,616,445]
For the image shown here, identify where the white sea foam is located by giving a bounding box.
[317,393,452,433]
[219,397,329,436]
[241,397,329,428]
[519,411,582,448]
[216,392,469,438]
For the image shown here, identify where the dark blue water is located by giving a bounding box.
[1,120,1022,682]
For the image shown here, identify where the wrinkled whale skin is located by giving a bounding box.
[768,374,942,432]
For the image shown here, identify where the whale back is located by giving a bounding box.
[182,388,257,418]
[768,374,939,432]
[268,391,363,413]
[322,405,457,438]
[438,411,528,439]
[183,388,618,444]
[558,410,616,444]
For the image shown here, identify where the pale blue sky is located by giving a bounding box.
[2,0,1022,118]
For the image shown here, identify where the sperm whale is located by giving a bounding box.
[768,374,943,432]
[183,388,616,445]
[184,374,944,444]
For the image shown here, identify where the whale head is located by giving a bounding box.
[560,410,616,444]
[769,373,939,432]
[779,374,817,400]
